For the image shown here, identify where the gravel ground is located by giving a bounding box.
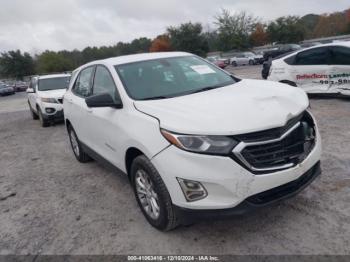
[0,67,349,255]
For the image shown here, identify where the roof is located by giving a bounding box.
[37,73,71,80]
[276,41,350,61]
[83,52,192,68]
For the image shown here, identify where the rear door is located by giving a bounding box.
[329,46,350,96]
[291,47,331,93]
[66,66,95,146]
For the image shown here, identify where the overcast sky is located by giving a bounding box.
[0,0,349,54]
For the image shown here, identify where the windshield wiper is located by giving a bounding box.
[140,96,170,101]
[188,84,227,95]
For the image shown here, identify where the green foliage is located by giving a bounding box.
[267,16,305,44]
[167,22,209,57]
[214,9,258,51]
[36,51,74,74]
[0,50,35,79]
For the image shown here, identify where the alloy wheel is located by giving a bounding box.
[135,169,160,220]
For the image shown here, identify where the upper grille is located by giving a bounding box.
[232,111,316,173]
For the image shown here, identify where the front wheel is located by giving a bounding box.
[249,60,254,65]
[28,102,39,120]
[231,61,237,67]
[38,108,49,127]
[131,155,178,231]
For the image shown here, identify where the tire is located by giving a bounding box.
[38,108,49,127]
[249,60,254,65]
[28,102,39,120]
[131,155,178,231]
[232,61,237,67]
[67,125,92,163]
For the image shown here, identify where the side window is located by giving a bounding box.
[330,46,350,65]
[295,47,329,66]
[92,66,119,102]
[73,67,94,97]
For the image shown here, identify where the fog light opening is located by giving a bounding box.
[177,178,207,202]
[45,108,55,114]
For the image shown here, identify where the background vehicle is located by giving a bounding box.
[0,84,15,96]
[251,51,264,64]
[230,52,255,66]
[300,42,322,48]
[64,52,321,231]
[267,42,350,96]
[207,56,227,69]
[27,74,70,127]
[263,44,301,61]
[13,81,29,92]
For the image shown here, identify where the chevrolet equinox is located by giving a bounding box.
[63,52,322,231]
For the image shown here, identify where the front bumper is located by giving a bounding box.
[151,128,322,210]
[42,109,64,122]
[41,102,64,122]
[174,161,321,224]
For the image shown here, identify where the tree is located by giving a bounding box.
[150,35,172,52]
[36,51,74,74]
[214,9,258,51]
[267,16,305,43]
[313,12,348,38]
[0,50,35,79]
[167,22,209,56]
[250,23,268,46]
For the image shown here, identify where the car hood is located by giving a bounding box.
[134,79,309,135]
[38,89,66,98]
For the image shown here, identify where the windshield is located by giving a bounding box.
[115,56,235,100]
[38,76,70,91]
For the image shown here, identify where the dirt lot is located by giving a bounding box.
[0,66,350,255]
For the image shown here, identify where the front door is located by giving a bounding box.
[84,65,124,168]
[291,46,331,94]
[328,46,350,96]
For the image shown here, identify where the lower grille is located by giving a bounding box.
[232,111,316,173]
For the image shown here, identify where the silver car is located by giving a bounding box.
[0,84,15,96]
[230,52,255,66]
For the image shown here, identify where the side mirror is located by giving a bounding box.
[26,88,34,93]
[85,93,123,109]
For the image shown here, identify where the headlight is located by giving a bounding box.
[161,129,238,155]
[41,97,58,103]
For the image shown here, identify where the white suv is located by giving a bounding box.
[27,74,70,127]
[64,52,322,231]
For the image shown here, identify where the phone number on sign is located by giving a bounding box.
[319,79,350,85]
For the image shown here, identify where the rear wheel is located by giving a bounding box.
[249,60,254,65]
[68,125,92,163]
[232,61,237,67]
[131,155,178,231]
